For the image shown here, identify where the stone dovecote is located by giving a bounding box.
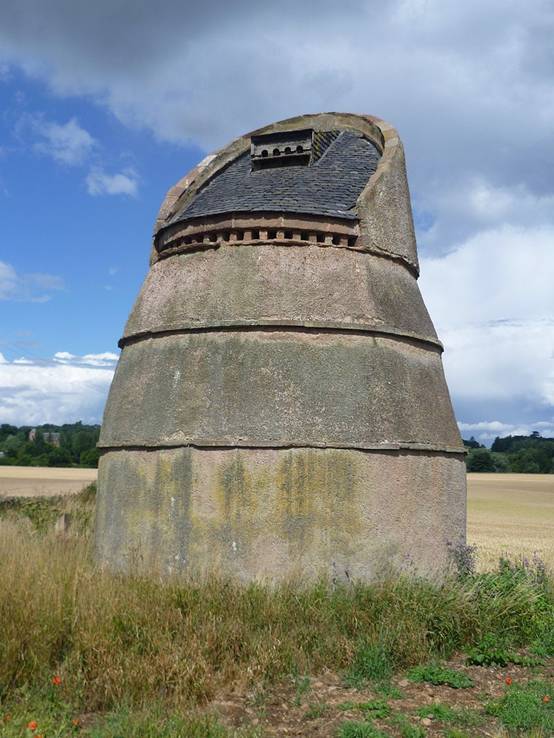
[96,112,466,581]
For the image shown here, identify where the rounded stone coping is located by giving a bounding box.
[98,440,466,454]
[118,321,444,352]
[151,113,418,272]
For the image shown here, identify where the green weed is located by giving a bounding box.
[391,714,425,737]
[291,671,311,706]
[416,703,456,721]
[337,700,391,719]
[466,633,544,667]
[336,720,389,738]
[344,644,393,688]
[407,663,474,689]
[486,679,554,732]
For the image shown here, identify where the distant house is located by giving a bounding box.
[28,429,61,447]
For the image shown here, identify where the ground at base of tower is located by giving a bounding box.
[0,487,553,738]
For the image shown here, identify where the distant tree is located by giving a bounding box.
[509,447,551,474]
[491,452,510,472]
[466,448,496,472]
[80,447,100,468]
[463,436,483,449]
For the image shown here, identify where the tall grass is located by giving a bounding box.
[0,508,552,714]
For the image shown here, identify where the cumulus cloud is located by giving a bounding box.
[85,167,138,196]
[54,351,119,367]
[420,224,554,442]
[0,352,117,425]
[0,260,64,302]
[0,1,553,435]
[22,114,96,165]
[0,2,551,245]
[458,420,554,445]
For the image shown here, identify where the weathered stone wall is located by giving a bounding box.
[96,113,466,581]
[97,447,466,581]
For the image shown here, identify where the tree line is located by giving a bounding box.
[1,423,552,472]
[0,423,100,468]
[464,432,554,473]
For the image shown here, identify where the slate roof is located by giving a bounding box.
[170,131,381,224]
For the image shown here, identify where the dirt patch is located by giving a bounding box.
[210,655,554,736]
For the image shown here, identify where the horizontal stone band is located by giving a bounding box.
[97,440,467,454]
[118,321,444,351]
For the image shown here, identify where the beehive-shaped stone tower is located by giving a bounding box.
[96,113,466,580]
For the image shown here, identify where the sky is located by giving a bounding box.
[0,0,553,445]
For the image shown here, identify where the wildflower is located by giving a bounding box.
[34,734,44,738]
[543,695,551,703]
[72,718,81,727]
[52,674,62,686]
[3,714,11,722]
[505,676,512,685]
[27,720,38,730]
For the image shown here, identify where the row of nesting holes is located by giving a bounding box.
[260,145,304,157]
[179,230,356,247]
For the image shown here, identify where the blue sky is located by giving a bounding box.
[1,69,202,358]
[0,0,553,444]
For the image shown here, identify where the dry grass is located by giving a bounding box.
[0,508,551,715]
[0,465,97,498]
[467,473,554,570]
[0,481,553,736]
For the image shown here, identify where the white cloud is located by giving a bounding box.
[54,350,118,367]
[13,357,33,364]
[81,352,119,367]
[420,224,554,438]
[0,353,117,425]
[30,116,96,165]
[0,260,64,302]
[0,2,551,252]
[86,167,138,196]
[458,420,554,445]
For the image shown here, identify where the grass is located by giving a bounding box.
[337,699,391,719]
[343,644,393,688]
[407,663,474,689]
[487,680,554,732]
[0,515,551,715]
[0,488,553,735]
[0,482,96,532]
[336,721,388,738]
[0,692,259,737]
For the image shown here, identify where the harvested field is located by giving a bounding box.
[467,472,554,570]
[0,465,97,498]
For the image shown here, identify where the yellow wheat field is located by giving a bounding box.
[467,473,554,570]
[0,465,97,497]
